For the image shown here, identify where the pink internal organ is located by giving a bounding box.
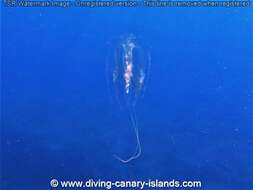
[124,61,133,94]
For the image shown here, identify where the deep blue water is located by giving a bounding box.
[1,3,253,190]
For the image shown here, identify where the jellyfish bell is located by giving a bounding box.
[107,34,151,110]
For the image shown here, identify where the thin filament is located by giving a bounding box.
[114,109,142,163]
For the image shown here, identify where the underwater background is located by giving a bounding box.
[2,3,253,190]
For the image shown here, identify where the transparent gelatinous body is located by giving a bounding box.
[107,34,151,109]
[106,34,151,163]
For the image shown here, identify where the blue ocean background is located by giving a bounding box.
[2,4,253,190]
